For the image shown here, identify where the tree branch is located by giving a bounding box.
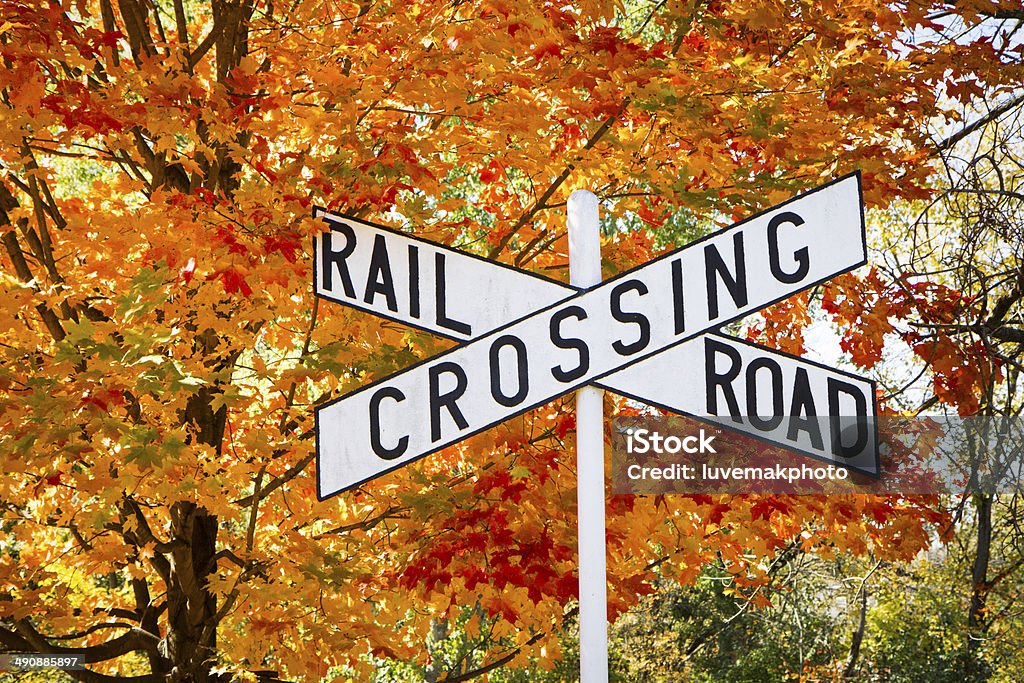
[437,631,546,683]
[232,430,315,507]
[485,98,631,260]
[0,184,68,341]
[312,506,411,539]
[4,619,159,662]
[46,622,139,641]
[983,9,1024,20]
[188,20,221,69]
[119,497,179,554]
[117,0,157,62]
[935,92,1024,153]
[983,268,1023,329]
[988,327,1024,343]
[99,0,121,68]
[173,0,193,71]
[109,498,175,583]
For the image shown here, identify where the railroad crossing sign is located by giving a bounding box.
[313,171,877,500]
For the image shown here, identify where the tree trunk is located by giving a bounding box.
[164,502,222,682]
[843,580,868,679]
[967,493,993,679]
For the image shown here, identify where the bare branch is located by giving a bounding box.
[935,92,1024,153]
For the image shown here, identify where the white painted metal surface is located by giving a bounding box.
[568,190,609,683]
[315,173,869,498]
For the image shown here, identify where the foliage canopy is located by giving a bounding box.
[1,0,1022,679]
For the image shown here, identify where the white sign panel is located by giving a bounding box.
[313,212,572,340]
[600,333,878,475]
[316,173,869,498]
[314,188,876,476]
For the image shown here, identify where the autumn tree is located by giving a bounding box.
[848,91,1024,680]
[781,8,1024,680]
[1,0,1021,680]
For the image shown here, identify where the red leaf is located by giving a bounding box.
[750,498,790,522]
[208,267,253,297]
[263,233,302,263]
[555,413,575,439]
[532,42,563,60]
[479,161,504,184]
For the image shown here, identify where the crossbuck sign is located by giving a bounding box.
[313,172,878,500]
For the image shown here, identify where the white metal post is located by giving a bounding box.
[567,189,608,682]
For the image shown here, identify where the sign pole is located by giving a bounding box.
[568,189,608,682]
